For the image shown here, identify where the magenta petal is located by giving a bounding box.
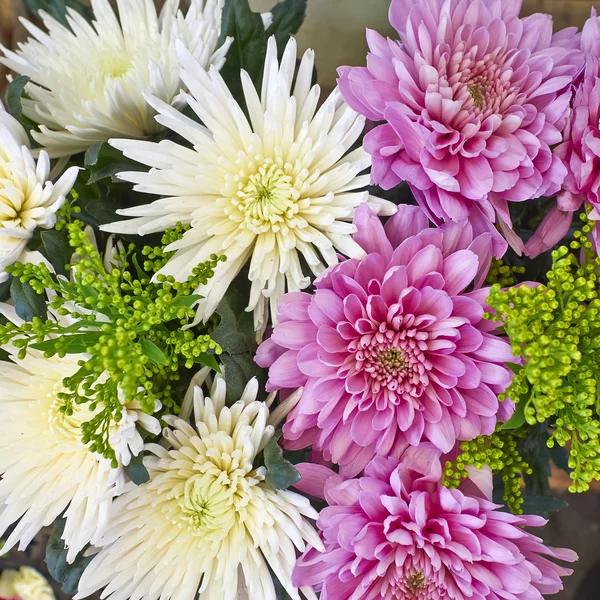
[271,320,318,350]
[317,326,348,353]
[353,204,394,260]
[268,350,306,388]
[471,336,514,362]
[424,412,457,453]
[525,205,574,258]
[384,204,430,248]
[297,343,336,377]
[255,337,287,369]
[442,249,478,295]
[294,463,335,499]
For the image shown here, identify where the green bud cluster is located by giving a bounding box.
[444,430,532,514]
[484,258,525,288]
[54,190,82,231]
[0,221,224,466]
[486,212,600,493]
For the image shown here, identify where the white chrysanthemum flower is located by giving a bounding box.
[0,104,78,282]
[103,37,396,334]
[0,567,55,600]
[76,372,323,600]
[0,305,161,562]
[0,0,231,158]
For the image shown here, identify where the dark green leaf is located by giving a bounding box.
[0,277,11,302]
[520,494,568,518]
[549,444,571,474]
[31,332,101,355]
[5,76,29,121]
[82,198,120,225]
[23,0,93,26]
[266,0,307,48]
[45,518,92,595]
[86,161,135,185]
[219,0,268,104]
[0,347,10,362]
[37,229,72,276]
[506,362,521,375]
[140,338,168,365]
[194,352,222,372]
[172,295,203,308]
[499,400,526,431]
[220,352,266,405]
[124,453,150,485]
[263,432,301,490]
[84,142,144,185]
[273,574,294,600]
[520,422,553,497]
[212,286,257,354]
[84,142,105,168]
[11,278,47,321]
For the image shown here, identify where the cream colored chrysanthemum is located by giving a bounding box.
[0,0,231,158]
[0,568,55,600]
[0,104,78,282]
[102,37,396,334]
[0,305,161,562]
[76,373,323,600]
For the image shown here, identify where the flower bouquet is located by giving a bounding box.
[0,0,597,598]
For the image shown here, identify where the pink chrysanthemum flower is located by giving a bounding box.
[528,10,600,257]
[293,446,577,600]
[256,204,515,476]
[338,0,583,256]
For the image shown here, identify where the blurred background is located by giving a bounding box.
[0,0,596,90]
[0,0,599,599]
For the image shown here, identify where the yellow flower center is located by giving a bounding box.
[232,158,307,235]
[98,54,132,80]
[0,159,27,231]
[178,431,263,542]
[237,159,300,233]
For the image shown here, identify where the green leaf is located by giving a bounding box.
[263,432,301,490]
[499,400,526,431]
[5,76,30,121]
[45,518,92,595]
[124,453,150,485]
[31,332,101,355]
[172,295,203,308]
[266,0,307,48]
[140,338,168,365]
[520,421,553,497]
[220,352,266,405]
[0,277,11,302]
[23,0,93,26]
[194,352,222,372]
[212,286,257,354]
[30,229,72,276]
[219,0,268,104]
[81,198,120,225]
[84,142,105,168]
[84,142,144,185]
[520,494,568,518]
[86,161,136,185]
[10,278,47,322]
[506,362,522,375]
[273,573,294,600]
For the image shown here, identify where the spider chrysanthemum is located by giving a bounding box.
[0,303,160,562]
[76,373,323,600]
[0,0,231,157]
[103,37,395,334]
[0,104,78,282]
